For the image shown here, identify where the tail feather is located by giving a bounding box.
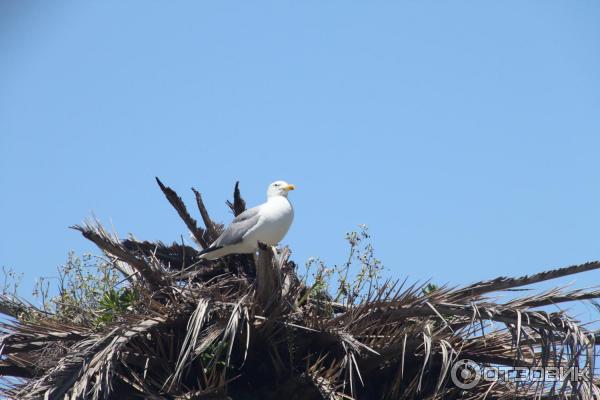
[197,245,224,259]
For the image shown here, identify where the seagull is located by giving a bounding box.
[198,181,295,260]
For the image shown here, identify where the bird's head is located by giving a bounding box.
[267,180,295,198]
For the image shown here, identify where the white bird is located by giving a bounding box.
[198,180,295,260]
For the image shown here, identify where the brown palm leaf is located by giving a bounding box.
[1,179,599,400]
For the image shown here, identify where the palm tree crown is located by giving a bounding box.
[1,179,599,399]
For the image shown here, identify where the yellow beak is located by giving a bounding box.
[285,184,296,191]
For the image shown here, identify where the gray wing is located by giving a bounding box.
[213,207,261,247]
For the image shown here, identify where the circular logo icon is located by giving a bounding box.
[451,359,481,389]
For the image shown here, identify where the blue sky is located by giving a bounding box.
[1,1,600,314]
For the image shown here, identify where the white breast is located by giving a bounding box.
[244,196,294,246]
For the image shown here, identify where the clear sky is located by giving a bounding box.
[1,2,600,312]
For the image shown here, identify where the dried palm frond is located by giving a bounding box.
[2,179,599,399]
